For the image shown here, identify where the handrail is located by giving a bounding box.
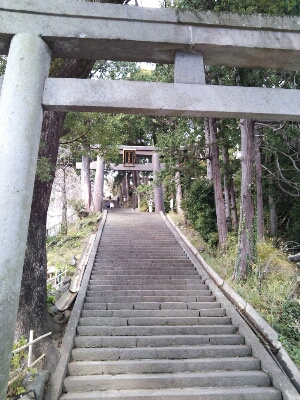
[12,332,52,354]
[47,269,68,289]
[8,331,52,387]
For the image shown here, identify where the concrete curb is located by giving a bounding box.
[46,211,108,400]
[161,211,300,398]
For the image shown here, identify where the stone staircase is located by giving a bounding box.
[60,210,282,399]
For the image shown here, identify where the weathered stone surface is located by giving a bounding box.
[2,0,300,70]
[288,252,300,263]
[0,34,51,400]
[22,370,50,400]
[43,79,300,121]
[174,52,205,84]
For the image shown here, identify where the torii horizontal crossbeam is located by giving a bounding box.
[1,0,300,70]
[43,79,300,121]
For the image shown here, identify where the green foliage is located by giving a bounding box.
[7,337,28,398]
[169,214,300,366]
[47,214,99,271]
[173,0,300,15]
[135,183,154,212]
[46,284,56,306]
[10,337,27,370]
[36,156,54,182]
[68,199,87,217]
[139,198,149,212]
[183,179,217,242]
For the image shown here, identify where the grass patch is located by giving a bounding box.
[168,212,300,368]
[47,213,100,273]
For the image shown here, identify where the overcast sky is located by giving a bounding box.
[137,0,161,7]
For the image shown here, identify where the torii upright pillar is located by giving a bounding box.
[93,156,105,212]
[153,153,165,213]
[0,34,51,400]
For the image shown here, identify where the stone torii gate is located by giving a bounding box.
[1,0,300,397]
[76,146,165,212]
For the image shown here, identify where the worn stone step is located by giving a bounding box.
[74,334,244,348]
[63,370,269,392]
[86,289,211,297]
[79,316,230,327]
[93,262,196,272]
[81,308,226,318]
[92,268,201,278]
[93,263,194,268]
[60,386,281,400]
[84,295,216,303]
[94,256,189,261]
[92,265,195,271]
[68,356,260,376]
[81,309,201,317]
[76,325,237,336]
[87,284,207,291]
[71,344,251,361]
[96,249,186,254]
[83,302,221,311]
[89,278,203,284]
[91,271,198,276]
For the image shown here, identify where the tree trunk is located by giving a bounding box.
[93,156,105,212]
[204,121,213,180]
[234,119,255,280]
[223,174,231,229]
[14,111,66,368]
[125,173,130,203]
[205,118,227,249]
[15,58,95,362]
[229,180,239,232]
[175,170,183,214]
[254,125,264,241]
[132,171,138,209]
[269,178,278,237]
[222,147,231,229]
[222,146,238,231]
[81,155,93,213]
[135,171,141,209]
[61,167,68,235]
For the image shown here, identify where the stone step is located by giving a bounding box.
[94,259,192,264]
[63,370,269,392]
[68,356,260,375]
[83,301,222,311]
[91,270,198,275]
[84,295,216,303]
[89,278,203,284]
[78,316,231,327]
[96,248,186,253]
[94,256,189,260]
[71,344,252,361]
[86,289,211,296]
[91,271,199,276]
[98,242,180,245]
[80,308,226,318]
[94,263,192,267]
[60,386,281,400]
[76,325,237,336]
[87,285,209,292]
[74,334,244,348]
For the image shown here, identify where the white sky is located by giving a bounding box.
[137,0,161,7]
